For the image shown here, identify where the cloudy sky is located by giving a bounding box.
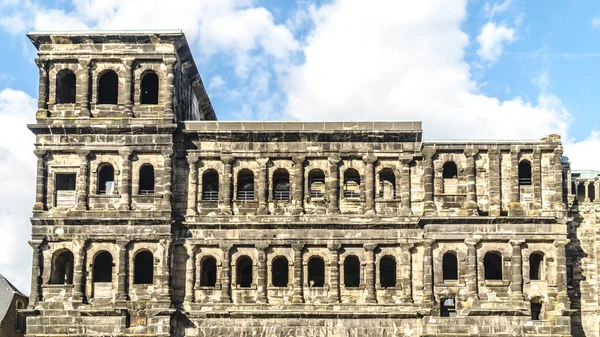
[1,0,600,293]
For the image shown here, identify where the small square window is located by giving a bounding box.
[56,174,76,190]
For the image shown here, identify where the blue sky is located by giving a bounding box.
[0,0,599,292]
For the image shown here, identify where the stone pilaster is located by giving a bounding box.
[364,243,377,303]
[28,240,43,307]
[77,59,90,117]
[291,244,304,303]
[159,239,172,301]
[72,240,86,303]
[595,181,600,203]
[292,155,305,215]
[257,157,269,215]
[400,243,413,303]
[585,181,590,202]
[327,243,340,303]
[422,239,434,305]
[184,242,196,303]
[422,148,436,213]
[532,149,542,208]
[509,148,523,215]
[75,150,90,210]
[509,239,524,300]
[35,59,48,119]
[363,155,377,214]
[327,157,340,214]
[121,59,134,117]
[220,244,232,303]
[33,150,47,211]
[186,154,199,216]
[220,155,234,215]
[488,149,502,216]
[116,239,129,301]
[464,239,479,302]
[118,150,132,210]
[554,239,570,308]
[553,148,566,209]
[163,57,176,121]
[463,148,479,212]
[160,150,173,212]
[399,157,412,216]
[256,244,268,303]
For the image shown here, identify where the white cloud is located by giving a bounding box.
[565,131,600,170]
[592,16,600,29]
[476,22,515,62]
[484,0,514,19]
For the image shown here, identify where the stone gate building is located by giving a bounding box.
[21,30,599,337]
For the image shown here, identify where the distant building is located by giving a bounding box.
[0,274,28,337]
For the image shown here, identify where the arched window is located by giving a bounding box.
[200,257,217,287]
[98,164,115,195]
[484,252,502,280]
[50,250,74,284]
[308,169,325,198]
[442,161,458,179]
[140,71,159,104]
[273,169,290,201]
[343,168,361,198]
[272,257,289,287]
[442,252,458,280]
[379,256,396,287]
[237,169,254,201]
[518,160,532,186]
[308,256,325,287]
[530,252,544,280]
[236,256,253,288]
[202,169,219,201]
[134,251,154,284]
[531,298,542,320]
[378,168,396,199]
[56,69,76,104]
[139,165,154,194]
[577,182,586,201]
[93,251,113,282]
[98,70,118,104]
[344,255,360,287]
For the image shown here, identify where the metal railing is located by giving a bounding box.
[139,189,154,195]
[237,191,255,201]
[273,190,290,201]
[343,190,360,198]
[309,191,325,198]
[202,191,219,201]
[378,190,396,200]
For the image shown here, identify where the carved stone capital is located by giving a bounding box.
[363,243,377,251]
[221,155,234,165]
[399,155,413,166]
[163,57,177,67]
[76,150,90,160]
[161,149,173,158]
[116,240,130,250]
[463,148,479,158]
[362,154,377,165]
[509,239,525,247]
[118,150,132,160]
[28,240,43,249]
[488,149,501,156]
[553,148,564,157]
[554,239,569,248]
[78,59,91,68]
[328,156,341,166]
[256,157,269,166]
[219,243,233,251]
[464,238,480,247]
[422,147,436,160]
[292,155,306,166]
[34,59,47,70]
[121,58,135,68]
[327,243,340,251]
[186,154,200,165]
[33,150,47,159]
[255,243,269,251]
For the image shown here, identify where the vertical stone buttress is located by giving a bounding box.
[465,239,479,302]
[77,59,90,117]
[256,244,268,303]
[509,148,523,215]
[400,243,413,302]
[184,242,196,303]
[116,240,129,301]
[363,155,377,214]
[186,155,199,216]
[220,244,232,302]
[161,150,173,211]
[159,239,172,301]
[509,239,524,300]
[555,239,570,308]
[553,149,565,209]
[28,240,43,307]
[163,57,176,121]
[291,244,304,303]
[119,150,132,210]
[364,243,377,303]
[328,243,340,303]
[464,148,479,212]
[72,239,86,302]
[532,149,543,209]
[422,148,436,213]
[292,155,305,215]
[328,157,340,214]
[221,155,234,215]
[595,181,600,203]
[33,150,47,211]
[488,149,502,216]
[422,239,434,306]
[585,182,590,202]
[399,157,412,216]
[35,59,48,119]
[76,150,90,210]
[122,59,134,117]
[257,158,269,215]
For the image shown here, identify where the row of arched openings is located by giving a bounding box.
[441,160,532,186]
[573,181,596,202]
[97,163,155,195]
[54,69,159,105]
[441,251,544,281]
[50,249,154,285]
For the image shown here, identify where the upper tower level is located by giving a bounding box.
[28,30,216,126]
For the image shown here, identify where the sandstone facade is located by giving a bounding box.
[21,30,596,337]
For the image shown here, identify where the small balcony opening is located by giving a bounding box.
[98,164,115,195]
[531,300,542,320]
[98,70,118,104]
[272,257,289,287]
[50,250,74,284]
[140,71,159,104]
[442,161,458,179]
[237,169,255,201]
[236,256,253,288]
[343,168,360,198]
[308,169,325,198]
[139,165,155,195]
[530,252,543,280]
[202,169,219,201]
[56,173,76,207]
[344,255,360,287]
[93,251,113,283]
[442,252,458,280]
[200,257,217,287]
[440,297,456,317]
[484,252,502,280]
[379,255,396,287]
[308,256,324,287]
[518,160,532,186]
[56,69,76,104]
[378,168,396,200]
[134,251,154,284]
[273,169,290,201]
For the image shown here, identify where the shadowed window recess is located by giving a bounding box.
[200,257,217,287]
[343,168,360,198]
[50,250,74,284]
[308,257,325,287]
[134,251,153,284]
[379,255,396,287]
[378,168,396,199]
[529,252,544,280]
[272,257,289,287]
[202,169,219,201]
[484,252,502,280]
[98,70,118,104]
[56,69,76,104]
[140,71,159,104]
[308,169,325,198]
[98,164,115,195]
[273,169,290,201]
[237,169,255,201]
[518,160,532,186]
[139,164,154,194]
[236,256,253,288]
[442,252,458,280]
[344,255,360,287]
[93,251,113,282]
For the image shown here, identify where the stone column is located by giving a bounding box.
[363,155,377,214]
[585,181,590,202]
[328,243,340,303]
[72,240,86,302]
[28,240,43,307]
[327,157,340,214]
[532,149,542,208]
[464,239,479,302]
[422,239,434,305]
[220,155,234,215]
[292,155,305,215]
[163,58,176,121]
[463,148,479,212]
[220,244,232,303]
[77,59,91,117]
[553,149,566,209]
[554,239,570,307]
[595,181,600,203]
[35,59,48,119]
[400,243,413,302]
[422,148,436,213]
[257,158,269,215]
[160,150,173,212]
[256,244,268,303]
[291,244,304,303]
[509,239,524,300]
[399,157,412,216]
[75,150,90,211]
[159,239,172,301]
[116,240,129,301]
[33,150,47,211]
[184,242,195,303]
[364,243,377,303]
[122,59,134,117]
[488,149,502,216]
[186,154,199,217]
[509,148,523,215]
[119,150,132,210]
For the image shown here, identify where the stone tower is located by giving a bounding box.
[23,30,589,337]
